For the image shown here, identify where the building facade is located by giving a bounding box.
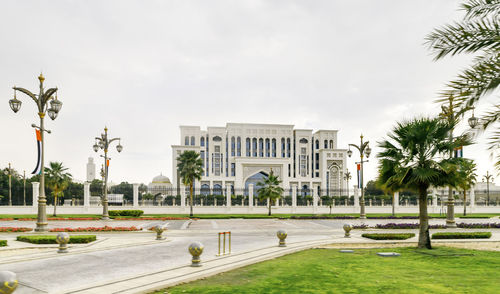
[171,123,348,196]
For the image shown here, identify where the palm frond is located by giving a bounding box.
[462,0,500,19]
[425,18,500,60]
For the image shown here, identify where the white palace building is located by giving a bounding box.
[171,123,348,196]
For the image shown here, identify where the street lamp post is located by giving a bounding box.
[3,163,12,206]
[347,134,371,219]
[23,170,26,206]
[92,127,122,220]
[9,74,62,232]
[483,171,492,206]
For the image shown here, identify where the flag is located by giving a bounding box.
[32,129,42,175]
[357,163,362,188]
[454,146,463,158]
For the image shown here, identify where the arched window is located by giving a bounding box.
[315,140,319,149]
[184,136,189,146]
[237,137,241,156]
[329,140,334,149]
[287,138,291,157]
[201,184,210,196]
[200,137,205,147]
[299,138,308,144]
[265,138,270,157]
[231,137,235,156]
[324,140,328,149]
[213,184,223,195]
[246,138,251,156]
[272,138,276,157]
[191,136,195,146]
[213,136,222,142]
[252,138,257,157]
[259,138,264,157]
[281,138,286,157]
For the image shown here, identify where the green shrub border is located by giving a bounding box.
[109,210,144,217]
[362,233,416,240]
[16,235,97,244]
[0,240,7,247]
[431,232,492,239]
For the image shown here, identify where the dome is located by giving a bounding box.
[152,174,171,184]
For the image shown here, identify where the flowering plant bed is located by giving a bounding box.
[0,227,33,232]
[375,223,447,229]
[0,218,14,221]
[49,226,141,232]
[457,223,500,228]
[18,217,100,221]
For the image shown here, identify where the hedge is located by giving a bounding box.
[16,235,97,244]
[431,232,492,239]
[362,233,415,240]
[0,240,7,247]
[109,210,144,217]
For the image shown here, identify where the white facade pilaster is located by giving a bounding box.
[83,182,90,207]
[133,183,139,207]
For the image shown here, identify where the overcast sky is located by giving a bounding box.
[1,0,498,186]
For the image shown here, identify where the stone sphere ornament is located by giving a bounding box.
[56,232,70,253]
[343,224,352,238]
[188,241,204,267]
[277,229,287,247]
[0,271,18,294]
[154,225,166,240]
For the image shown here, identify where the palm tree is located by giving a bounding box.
[456,159,478,216]
[256,170,284,216]
[425,0,500,169]
[377,117,469,249]
[177,151,203,217]
[45,162,72,216]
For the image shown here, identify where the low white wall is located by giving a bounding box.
[0,205,498,215]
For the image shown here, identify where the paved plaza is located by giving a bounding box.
[0,218,499,293]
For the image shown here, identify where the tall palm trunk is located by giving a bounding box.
[268,198,272,216]
[463,190,467,216]
[53,194,58,216]
[418,187,431,249]
[392,193,395,216]
[189,181,194,217]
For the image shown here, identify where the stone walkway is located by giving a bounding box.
[0,218,498,293]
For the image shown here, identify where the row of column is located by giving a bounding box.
[31,182,478,208]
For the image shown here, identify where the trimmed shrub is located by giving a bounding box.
[375,223,447,229]
[108,210,144,217]
[0,240,7,247]
[16,235,97,244]
[290,216,357,220]
[432,232,492,239]
[362,233,415,240]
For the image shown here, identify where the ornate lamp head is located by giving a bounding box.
[116,142,123,153]
[347,149,353,158]
[365,146,372,158]
[9,90,21,113]
[50,96,63,113]
[47,107,58,120]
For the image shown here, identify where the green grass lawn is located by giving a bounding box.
[154,247,500,294]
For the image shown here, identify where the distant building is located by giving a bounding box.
[171,123,348,196]
[86,157,96,182]
[148,174,173,196]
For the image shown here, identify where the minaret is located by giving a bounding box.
[86,157,96,182]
